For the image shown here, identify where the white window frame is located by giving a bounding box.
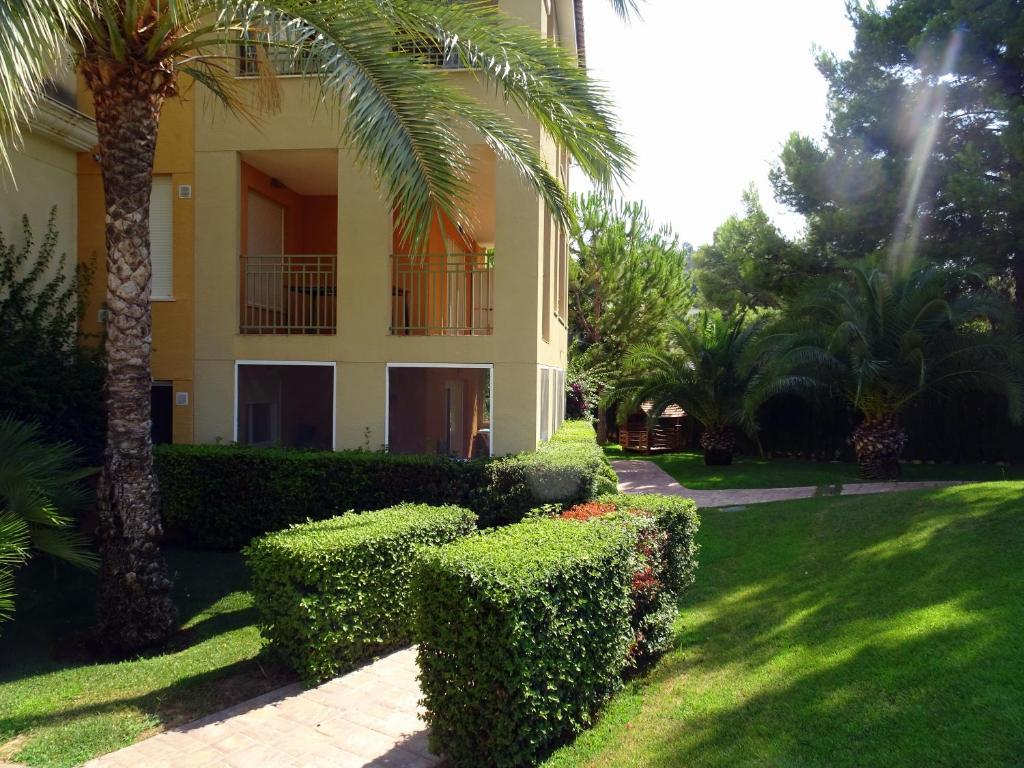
[150,175,174,300]
[384,362,494,458]
[233,360,337,449]
[539,364,566,442]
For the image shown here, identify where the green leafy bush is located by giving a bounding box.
[477,420,618,527]
[414,517,634,768]
[156,421,616,548]
[599,493,701,596]
[245,503,475,684]
[558,502,676,668]
[0,209,105,461]
[156,446,487,548]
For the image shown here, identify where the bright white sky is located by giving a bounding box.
[571,0,871,246]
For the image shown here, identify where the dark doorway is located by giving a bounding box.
[151,382,173,445]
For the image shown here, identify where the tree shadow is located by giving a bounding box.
[565,484,1024,767]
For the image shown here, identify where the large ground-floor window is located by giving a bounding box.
[235,361,335,449]
[386,364,492,459]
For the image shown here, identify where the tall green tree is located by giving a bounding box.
[613,311,762,466]
[693,186,812,311]
[568,192,694,441]
[771,0,1024,313]
[0,0,633,653]
[750,260,1024,479]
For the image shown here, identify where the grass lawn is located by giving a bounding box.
[0,548,292,768]
[603,444,1024,489]
[545,481,1024,768]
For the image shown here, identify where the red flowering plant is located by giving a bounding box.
[559,501,677,669]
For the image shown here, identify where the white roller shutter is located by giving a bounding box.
[150,176,173,299]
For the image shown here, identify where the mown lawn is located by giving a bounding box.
[0,549,292,768]
[545,481,1024,768]
[603,444,1024,489]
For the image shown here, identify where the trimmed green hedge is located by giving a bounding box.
[478,421,619,527]
[414,518,634,768]
[598,493,701,596]
[156,420,615,548]
[245,503,475,684]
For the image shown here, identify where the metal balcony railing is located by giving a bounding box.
[390,253,494,336]
[240,254,336,334]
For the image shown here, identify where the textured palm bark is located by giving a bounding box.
[852,413,907,481]
[82,57,177,654]
[699,425,735,466]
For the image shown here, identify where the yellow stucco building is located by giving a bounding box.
[72,0,576,458]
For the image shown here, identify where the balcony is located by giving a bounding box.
[240,254,336,334]
[390,253,493,336]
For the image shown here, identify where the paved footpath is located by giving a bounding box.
[612,459,957,507]
[84,647,441,768]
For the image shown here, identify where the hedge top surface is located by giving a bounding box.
[426,517,633,588]
[155,442,485,466]
[251,504,475,555]
[598,493,699,517]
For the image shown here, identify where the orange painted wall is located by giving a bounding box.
[239,162,336,255]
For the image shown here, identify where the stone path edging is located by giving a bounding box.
[611,459,958,507]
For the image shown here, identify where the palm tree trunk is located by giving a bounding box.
[699,425,735,466]
[83,59,177,654]
[852,413,907,481]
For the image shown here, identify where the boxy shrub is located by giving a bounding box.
[155,421,615,548]
[156,445,486,548]
[245,503,475,684]
[414,517,634,768]
[558,496,699,669]
[477,421,618,527]
[598,493,701,596]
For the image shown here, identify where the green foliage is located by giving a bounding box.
[156,446,486,549]
[479,421,619,526]
[613,311,763,453]
[569,193,693,359]
[414,517,635,768]
[751,260,1024,422]
[245,503,475,684]
[566,347,604,419]
[770,0,1024,314]
[1,0,632,249]
[693,186,815,311]
[157,420,614,547]
[0,416,97,627]
[0,209,105,459]
[598,493,700,598]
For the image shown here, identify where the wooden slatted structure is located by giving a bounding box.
[619,402,687,454]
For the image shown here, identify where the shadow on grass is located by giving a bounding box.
[556,483,1024,768]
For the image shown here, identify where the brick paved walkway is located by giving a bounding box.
[612,459,957,507]
[84,647,440,768]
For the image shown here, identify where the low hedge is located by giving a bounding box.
[156,445,487,548]
[598,493,701,596]
[559,495,701,669]
[245,503,476,684]
[156,420,615,548]
[414,517,634,768]
[478,421,619,527]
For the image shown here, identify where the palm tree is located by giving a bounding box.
[750,260,1024,480]
[0,416,97,627]
[0,0,634,653]
[613,311,761,466]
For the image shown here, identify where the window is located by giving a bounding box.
[542,214,552,342]
[387,365,492,459]
[236,362,335,449]
[150,175,173,299]
[540,367,552,442]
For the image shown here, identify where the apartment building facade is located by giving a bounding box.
[70,0,576,458]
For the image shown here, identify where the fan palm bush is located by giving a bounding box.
[1,0,633,652]
[613,311,762,466]
[0,416,97,627]
[750,260,1024,480]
